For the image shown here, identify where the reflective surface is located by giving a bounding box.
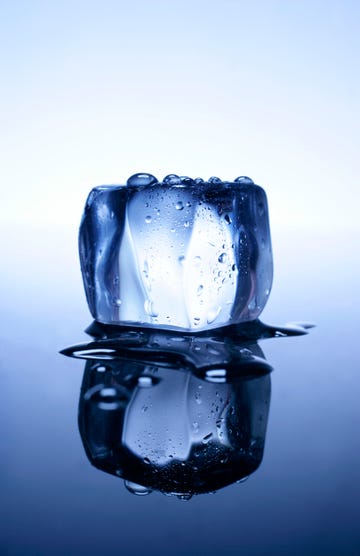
[2,226,360,556]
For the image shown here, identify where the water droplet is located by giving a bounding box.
[195,392,202,405]
[207,306,221,324]
[192,421,199,433]
[208,176,222,184]
[194,177,204,184]
[143,457,151,465]
[234,176,254,184]
[179,176,194,185]
[144,299,159,317]
[95,365,107,373]
[112,297,122,307]
[141,405,148,413]
[197,284,204,295]
[137,376,154,388]
[204,368,227,383]
[224,214,232,224]
[145,215,152,224]
[193,256,201,265]
[178,255,186,265]
[127,173,158,187]
[175,201,184,210]
[163,174,181,185]
[202,432,213,444]
[218,253,228,263]
[124,480,152,496]
[184,220,190,228]
[86,386,128,410]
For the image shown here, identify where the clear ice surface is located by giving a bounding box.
[79,174,273,331]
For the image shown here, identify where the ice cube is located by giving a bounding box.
[79,174,273,331]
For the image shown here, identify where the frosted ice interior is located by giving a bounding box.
[79,176,273,331]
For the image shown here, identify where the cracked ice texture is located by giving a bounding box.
[79,178,273,331]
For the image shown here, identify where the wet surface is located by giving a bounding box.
[2,226,360,556]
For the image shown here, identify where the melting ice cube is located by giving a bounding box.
[79,174,273,331]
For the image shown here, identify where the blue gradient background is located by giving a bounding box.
[1,1,360,555]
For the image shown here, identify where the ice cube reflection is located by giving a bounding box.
[63,320,311,498]
[68,329,272,498]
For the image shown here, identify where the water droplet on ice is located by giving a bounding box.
[197,284,204,295]
[194,177,204,184]
[145,215,152,224]
[208,176,222,184]
[218,253,228,263]
[87,386,127,410]
[202,432,213,444]
[180,176,194,185]
[192,421,199,433]
[204,368,227,383]
[207,306,221,324]
[137,376,154,388]
[175,201,184,210]
[234,176,254,184]
[163,174,181,185]
[127,173,158,186]
[144,299,159,317]
[96,365,107,373]
[124,481,152,496]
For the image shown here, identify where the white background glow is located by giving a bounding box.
[1,0,359,233]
